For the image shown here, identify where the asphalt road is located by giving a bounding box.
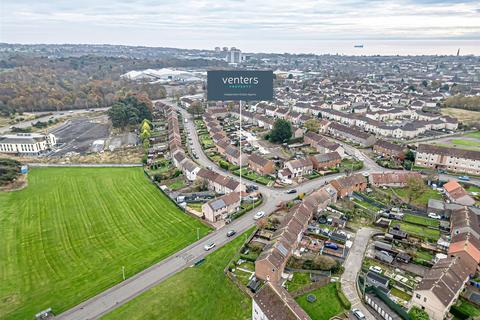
[0,108,109,134]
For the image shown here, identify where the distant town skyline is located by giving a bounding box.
[1,0,479,55]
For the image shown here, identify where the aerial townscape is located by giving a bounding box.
[1,1,480,320]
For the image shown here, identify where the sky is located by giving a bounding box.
[1,0,479,54]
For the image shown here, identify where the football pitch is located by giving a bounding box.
[0,167,210,320]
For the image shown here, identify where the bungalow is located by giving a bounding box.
[309,152,341,170]
[330,174,367,198]
[369,172,422,188]
[202,192,240,222]
[248,153,275,175]
[443,180,476,206]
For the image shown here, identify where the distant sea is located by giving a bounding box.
[189,39,480,56]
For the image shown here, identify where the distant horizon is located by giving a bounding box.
[2,39,480,57]
[2,0,479,56]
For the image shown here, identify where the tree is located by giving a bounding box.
[421,80,428,87]
[404,175,427,205]
[408,306,429,320]
[107,95,152,128]
[304,118,321,133]
[188,101,204,118]
[269,119,292,143]
[405,149,415,162]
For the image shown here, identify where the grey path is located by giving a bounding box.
[341,228,375,320]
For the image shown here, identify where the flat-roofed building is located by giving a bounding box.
[0,133,57,156]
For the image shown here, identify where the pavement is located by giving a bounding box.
[341,228,376,320]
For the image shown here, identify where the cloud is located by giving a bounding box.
[1,0,479,51]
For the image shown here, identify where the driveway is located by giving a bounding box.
[341,227,376,319]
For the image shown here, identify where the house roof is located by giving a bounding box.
[415,256,473,307]
[331,174,367,191]
[254,282,311,320]
[249,153,271,167]
[417,144,480,161]
[369,172,421,185]
[207,192,240,211]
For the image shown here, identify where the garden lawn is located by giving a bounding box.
[453,298,480,318]
[295,283,345,320]
[0,167,210,320]
[287,272,311,292]
[397,222,440,241]
[390,288,412,302]
[403,214,440,227]
[102,229,254,320]
[391,187,442,207]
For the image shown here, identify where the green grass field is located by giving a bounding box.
[465,131,480,139]
[451,139,480,147]
[102,229,254,320]
[0,167,211,320]
[295,283,345,319]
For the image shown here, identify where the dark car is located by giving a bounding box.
[226,230,236,237]
[286,189,297,194]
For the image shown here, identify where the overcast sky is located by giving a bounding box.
[1,0,479,53]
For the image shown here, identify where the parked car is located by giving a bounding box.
[458,175,470,181]
[369,266,382,274]
[324,242,338,250]
[352,308,366,320]
[204,243,215,251]
[286,189,297,194]
[428,212,441,220]
[226,230,236,237]
[253,211,265,220]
